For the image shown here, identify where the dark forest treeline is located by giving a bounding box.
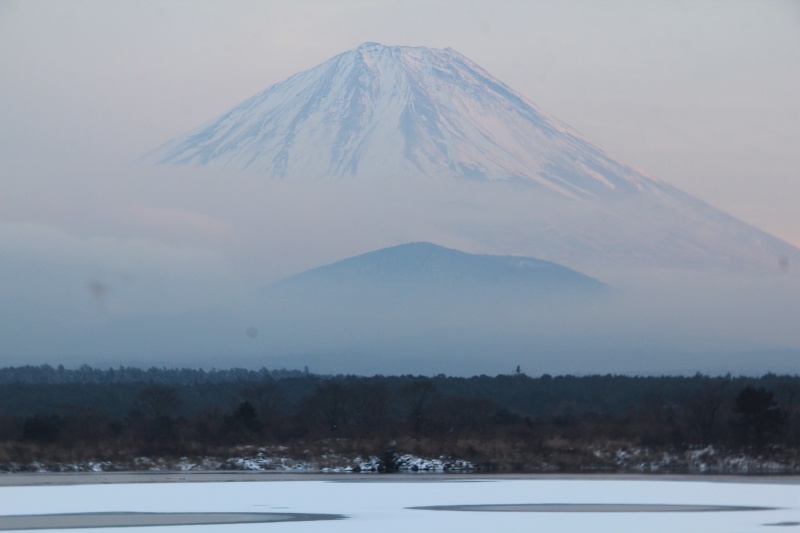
[1,365,798,472]
[0,364,308,385]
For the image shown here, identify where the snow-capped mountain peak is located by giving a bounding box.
[145,43,661,199]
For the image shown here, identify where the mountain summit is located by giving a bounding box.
[146,43,662,199]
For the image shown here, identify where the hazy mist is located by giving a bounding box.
[2,2,799,376]
[1,161,798,376]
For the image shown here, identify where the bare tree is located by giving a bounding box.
[684,374,730,446]
[401,379,438,435]
[349,381,390,437]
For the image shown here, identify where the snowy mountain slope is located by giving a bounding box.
[145,43,666,199]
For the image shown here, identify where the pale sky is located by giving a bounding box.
[2,0,798,246]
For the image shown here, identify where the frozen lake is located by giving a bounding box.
[0,475,797,532]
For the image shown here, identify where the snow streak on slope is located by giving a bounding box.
[146,43,664,199]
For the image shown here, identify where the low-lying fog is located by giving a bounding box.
[2,167,799,376]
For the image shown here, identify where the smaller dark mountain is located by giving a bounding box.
[268,242,609,296]
[239,242,613,373]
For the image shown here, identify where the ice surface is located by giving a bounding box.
[0,478,797,532]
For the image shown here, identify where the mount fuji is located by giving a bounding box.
[146,42,663,197]
[144,42,799,275]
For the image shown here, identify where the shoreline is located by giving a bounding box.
[1,470,799,487]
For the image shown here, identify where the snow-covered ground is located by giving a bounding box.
[1,450,478,474]
[0,478,797,532]
[5,445,796,475]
